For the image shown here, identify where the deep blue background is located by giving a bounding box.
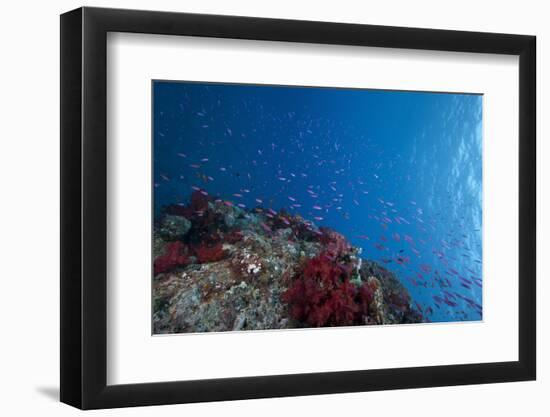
[153,81,483,323]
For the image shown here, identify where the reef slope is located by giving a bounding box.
[153,191,423,334]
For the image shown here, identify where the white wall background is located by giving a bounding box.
[0,0,545,415]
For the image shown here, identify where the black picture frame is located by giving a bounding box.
[60,6,536,410]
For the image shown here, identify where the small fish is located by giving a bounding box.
[433,295,444,304]
[255,198,263,204]
[200,158,209,162]
[176,153,187,158]
[443,290,456,300]
[313,205,322,210]
[288,196,296,202]
[237,203,246,209]
[314,216,324,221]
[396,256,409,265]
[459,276,473,285]
[233,193,243,198]
[443,299,458,307]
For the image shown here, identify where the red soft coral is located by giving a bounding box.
[318,228,351,260]
[190,190,210,212]
[154,241,190,275]
[283,228,381,327]
[194,242,226,263]
[163,204,193,219]
[163,191,213,220]
[282,252,358,327]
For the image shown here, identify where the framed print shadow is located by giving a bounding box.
[60,7,536,410]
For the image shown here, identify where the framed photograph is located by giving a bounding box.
[60,6,536,409]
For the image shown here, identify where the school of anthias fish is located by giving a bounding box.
[153,83,482,330]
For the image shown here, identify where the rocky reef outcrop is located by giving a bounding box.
[153,191,423,334]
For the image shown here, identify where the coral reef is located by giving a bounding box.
[153,191,423,333]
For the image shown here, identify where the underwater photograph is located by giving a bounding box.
[152,81,483,334]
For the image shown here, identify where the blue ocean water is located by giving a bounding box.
[153,81,483,323]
